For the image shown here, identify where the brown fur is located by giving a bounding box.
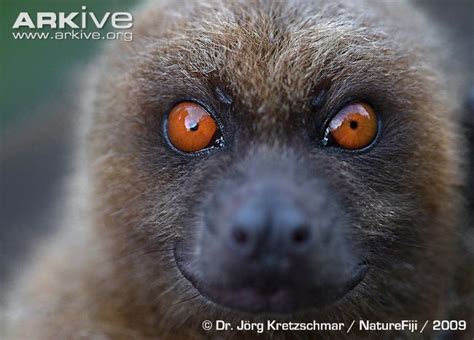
[3,0,470,338]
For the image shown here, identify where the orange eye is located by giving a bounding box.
[167,102,220,152]
[327,103,378,150]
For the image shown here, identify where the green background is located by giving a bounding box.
[0,0,136,130]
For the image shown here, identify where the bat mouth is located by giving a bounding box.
[173,246,368,314]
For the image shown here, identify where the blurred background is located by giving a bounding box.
[0,0,473,288]
[0,0,138,289]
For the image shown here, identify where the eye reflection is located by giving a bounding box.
[167,102,219,152]
[326,103,377,150]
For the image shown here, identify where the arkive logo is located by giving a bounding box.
[12,6,133,29]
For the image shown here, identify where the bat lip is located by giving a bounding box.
[174,245,368,314]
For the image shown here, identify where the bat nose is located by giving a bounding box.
[226,195,313,258]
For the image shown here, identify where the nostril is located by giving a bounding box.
[233,228,249,245]
[292,225,310,244]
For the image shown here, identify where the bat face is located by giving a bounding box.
[89,0,460,323]
[173,136,368,313]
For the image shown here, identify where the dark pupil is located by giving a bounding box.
[349,120,358,130]
[189,122,199,131]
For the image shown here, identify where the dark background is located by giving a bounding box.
[1,0,473,288]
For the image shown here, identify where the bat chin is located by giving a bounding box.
[174,246,368,314]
